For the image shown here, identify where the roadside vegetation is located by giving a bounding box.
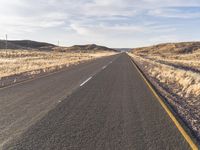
[0,49,115,78]
[129,42,200,140]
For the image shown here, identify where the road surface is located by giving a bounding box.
[0,54,118,148]
[1,53,191,149]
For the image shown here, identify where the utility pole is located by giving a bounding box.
[58,40,59,47]
[57,40,60,52]
[27,40,30,50]
[5,34,8,57]
[5,34,7,50]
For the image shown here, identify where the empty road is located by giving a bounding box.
[1,53,192,149]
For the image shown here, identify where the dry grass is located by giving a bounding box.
[128,45,200,139]
[142,50,200,72]
[129,53,200,98]
[129,43,200,98]
[0,49,116,78]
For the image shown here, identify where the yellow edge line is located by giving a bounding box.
[130,57,198,150]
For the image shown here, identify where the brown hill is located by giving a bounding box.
[132,42,200,55]
[0,40,117,53]
[58,44,117,52]
[0,40,56,51]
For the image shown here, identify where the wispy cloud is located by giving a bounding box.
[148,7,200,19]
[70,23,144,37]
[0,0,200,47]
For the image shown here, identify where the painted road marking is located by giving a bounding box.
[0,67,68,91]
[80,77,92,87]
[102,65,107,70]
[130,57,198,150]
[0,57,116,91]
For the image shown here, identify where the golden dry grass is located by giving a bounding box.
[128,52,200,99]
[0,49,116,78]
[129,42,200,99]
[129,48,200,138]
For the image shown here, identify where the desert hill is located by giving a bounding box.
[0,40,55,50]
[132,42,200,55]
[60,44,117,52]
[0,40,117,52]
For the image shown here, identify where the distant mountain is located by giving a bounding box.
[132,42,200,55]
[0,40,117,52]
[0,40,56,50]
[56,44,117,52]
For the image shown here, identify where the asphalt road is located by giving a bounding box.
[2,53,191,149]
[0,54,118,148]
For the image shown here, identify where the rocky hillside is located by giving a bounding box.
[0,40,117,52]
[60,44,117,52]
[0,40,56,50]
[133,42,200,55]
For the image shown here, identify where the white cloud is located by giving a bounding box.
[148,8,200,18]
[0,0,200,47]
[136,0,200,8]
[70,23,144,37]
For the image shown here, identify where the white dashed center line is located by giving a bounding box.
[102,65,107,70]
[80,77,92,87]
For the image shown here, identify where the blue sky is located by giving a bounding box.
[0,0,200,48]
